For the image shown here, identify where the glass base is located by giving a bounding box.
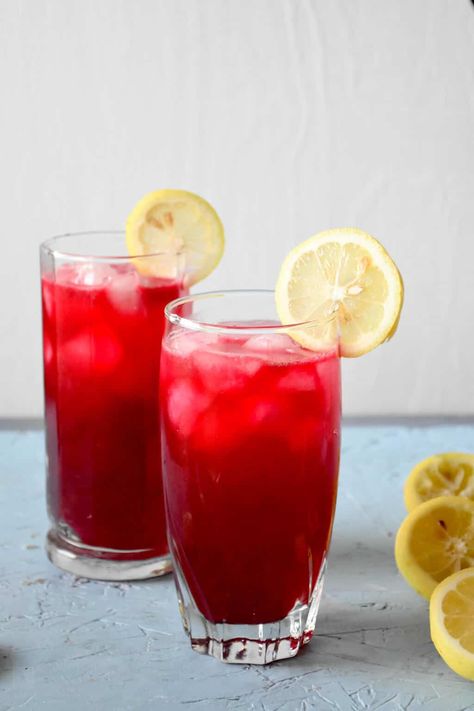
[46,528,172,581]
[174,558,327,664]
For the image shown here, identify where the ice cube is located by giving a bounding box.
[192,406,241,453]
[277,368,317,392]
[43,336,54,366]
[215,333,250,351]
[61,325,122,377]
[167,331,219,359]
[192,349,261,392]
[41,280,55,321]
[57,263,116,287]
[167,379,211,438]
[243,334,296,354]
[106,267,142,314]
[250,398,279,426]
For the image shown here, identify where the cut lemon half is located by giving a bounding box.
[404,453,474,512]
[430,567,474,680]
[395,496,474,600]
[275,228,403,356]
[126,189,224,285]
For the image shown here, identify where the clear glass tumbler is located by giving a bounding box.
[160,290,341,663]
[40,232,186,580]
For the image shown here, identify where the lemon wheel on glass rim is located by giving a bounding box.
[275,228,403,356]
[126,189,225,285]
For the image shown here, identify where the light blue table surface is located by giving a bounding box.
[1,424,474,710]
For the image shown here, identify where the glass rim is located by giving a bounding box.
[165,289,337,336]
[40,230,183,262]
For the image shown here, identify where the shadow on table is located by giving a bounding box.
[288,525,440,677]
[289,600,435,679]
[0,648,15,678]
[328,526,398,578]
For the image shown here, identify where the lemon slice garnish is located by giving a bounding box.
[275,228,403,356]
[430,567,474,680]
[395,496,474,600]
[404,453,474,512]
[126,189,224,285]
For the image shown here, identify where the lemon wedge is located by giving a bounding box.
[404,453,474,512]
[395,496,474,600]
[126,189,224,285]
[430,567,474,680]
[275,228,403,356]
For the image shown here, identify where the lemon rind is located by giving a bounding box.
[430,568,474,680]
[395,496,474,601]
[404,452,474,512]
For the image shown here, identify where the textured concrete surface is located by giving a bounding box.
[1,425,474,710]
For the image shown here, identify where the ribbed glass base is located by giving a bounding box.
[46,528,172,581]
[174,559,326,664]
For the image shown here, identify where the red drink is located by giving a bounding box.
[41,250,185,579]
[160,294,341,663]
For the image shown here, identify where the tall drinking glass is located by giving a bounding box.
[160,290,341,663]
[40,232,186,580]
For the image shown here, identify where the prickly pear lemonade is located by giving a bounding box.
[40,191,225,579]
[160,228,403,664]
[42,258,184,573]
[161,317,340,626]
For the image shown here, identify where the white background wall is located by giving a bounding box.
[1,0,474,418]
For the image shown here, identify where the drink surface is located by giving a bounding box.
[161,327,341,624]
[42,262,185,556]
